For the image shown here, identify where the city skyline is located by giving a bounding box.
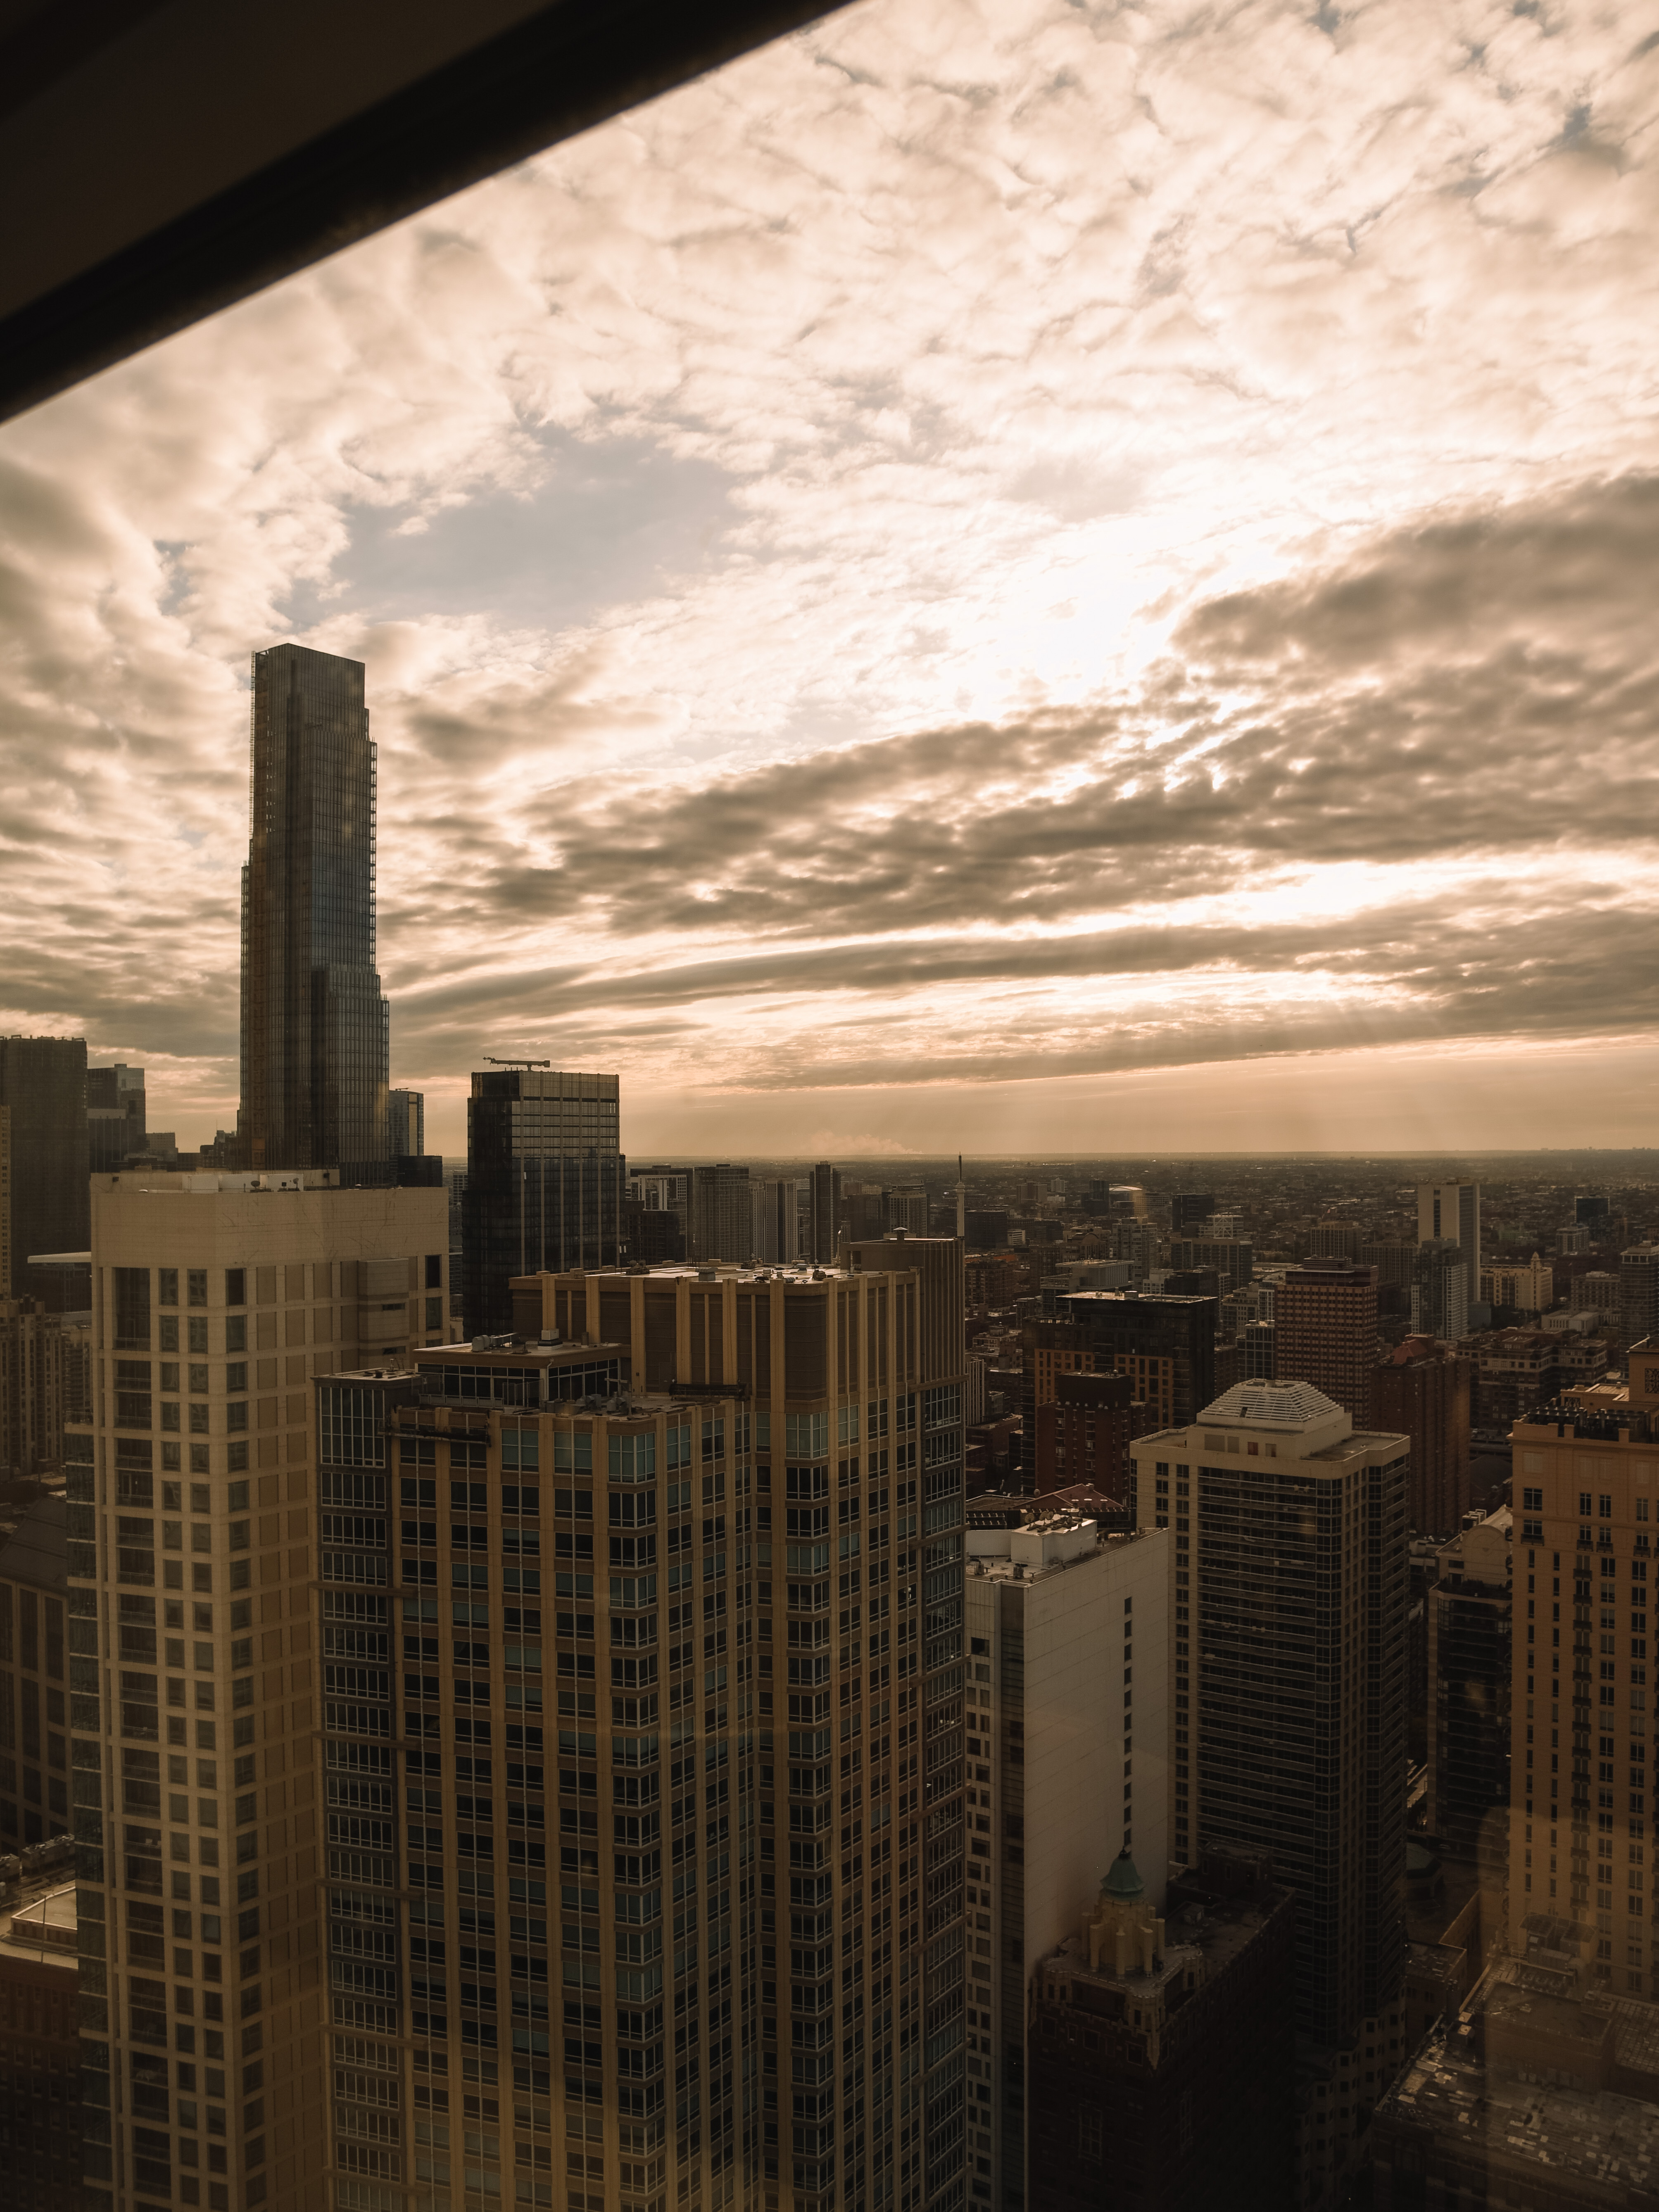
[2,0,1659,1157]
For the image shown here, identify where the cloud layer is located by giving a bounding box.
[4,0,1659,1150]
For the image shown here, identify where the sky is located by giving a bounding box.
[5,0,1659,1159]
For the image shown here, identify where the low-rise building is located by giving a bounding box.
[1027,1852,1295,2212]
[0,1879,80,2209]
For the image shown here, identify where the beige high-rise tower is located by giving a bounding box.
[313,1233,967,2212]
[67,1167,449,2212]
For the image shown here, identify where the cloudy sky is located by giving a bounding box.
[5,0,1659,1158]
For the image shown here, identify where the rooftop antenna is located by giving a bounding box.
[483,1056,551,1069]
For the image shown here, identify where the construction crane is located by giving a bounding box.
[482,1056,551,1069]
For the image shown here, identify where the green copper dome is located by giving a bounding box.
[1102,1846,1144,1902]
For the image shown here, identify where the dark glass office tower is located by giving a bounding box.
[463,1069,624,1333]
[239,643,389,1174]
[0,1034,88,1303]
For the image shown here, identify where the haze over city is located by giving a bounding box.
[4,0,1659,1153]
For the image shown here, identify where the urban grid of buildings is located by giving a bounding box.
[4,645,1659,2208]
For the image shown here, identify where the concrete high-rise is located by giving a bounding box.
[1507,1353,1659,2000]
[1275,1259,1378,1430]
[689,1162,751,1263]
[428,1239,967,2212]
[65,1167,449,2212]
[1424,1504,1511,1865]
[1417,1180,1480,1281]
[962,1508,1170,2212]
[1410,1240,1468,1344]
[238,644,390,1176]
[0,1296,67,1482]
[1057,1292,1217,1431]
[1130,1379,1409,2193]
[808,1163,842,1264]
[751,1176,800,1264]
[0,1036,89,1305]
[1373,1337,1472,1537]
[88,1064,147,1174]
[385,1087,424,1160]
[461,1068,623,1334]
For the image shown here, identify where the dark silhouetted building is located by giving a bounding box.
[237,642,390,1174]
[809,1159,841,1261]
[689,1159,750,1261]
[0,1492,67,1846]
[1308,1218,1360,1259]
[1244,1318,1275,1379]
[85,1062,144,1173]
[1425,1505,1511,1866]
[386,1084,424,1158]
[1036,1368,1143,1496]
[1373,1335,1472,1536]
[1276,1258,1379,1429]
[1168,1235,1253,1287]
[1411,1238,1469,1342]
[1060,1291,1218,1431]
[461,1067,623,1332]
[0,1299,65,1483]
[1028,1853,1296,2212]
[1170,1193,1215,1232]
[967,1208,1010,1252]
[0,1037,88,1307]
[1131,1382,1410,2197]
[0,1876,80,2210]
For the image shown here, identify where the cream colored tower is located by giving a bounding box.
[1508,1350,1659,1996]
[67,1167,449,2212]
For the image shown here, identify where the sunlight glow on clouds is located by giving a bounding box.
[4,0,1659,1152]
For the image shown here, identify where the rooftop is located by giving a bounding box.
[1199,1379,1345,1428]
[1379,2020,1659,2191]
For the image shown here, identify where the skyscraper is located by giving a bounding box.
[1057,1291,1217,1430]
[1130,1381,1409,2196]
[87,1063,146,1174]
[461,1068,624,1333]
[386,1087,424,1160]
[333,1240,968,2212]
[66,1166,449,2212]
[751,1175,800,1264]
[1410,1239,1469,1344]
[1417,1179,1480,1281]
[1275,1258,1379,1429]
[808,1162,842,1264]
[238,644,390,1176]
[0,1036,89,1304]
[689,1162,751,1262]
[962,1506,1170,2212]
[1373,1338,1472,1536]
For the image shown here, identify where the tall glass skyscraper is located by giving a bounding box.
[462,1069,625,1334]
[238,644,389,1174]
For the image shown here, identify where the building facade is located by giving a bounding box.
[1273,1261,1379,1431]
[392,1240,967,2212]
[1417,1181,1480,1282]
[1424,1504,1511,1866]
[1026,1856,1295,2212]
[962,1511,1170,2212]
[0,1036,89,1305]
[461,1069,624,1334]
[808,1167,842,1266]
[0,1879,81,2210]
[88,1065,147,1175]
[0,1296,67,1482]
[751,1180,801,1267]
[385,1090,424,1162]
[66,1168,449,2212]
[690,1165,753,1265]
[0,1494,69,1846]
[1032,1372,1141,1500]
[1128,1383,1409,2054]
[1057,1295,1216,1433]
[1372,1338,1472,1537]
[238,644,390,1176]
